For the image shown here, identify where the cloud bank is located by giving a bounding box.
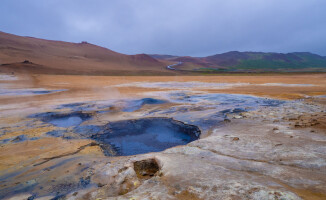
[1,0,326,56]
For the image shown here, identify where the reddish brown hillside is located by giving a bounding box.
[0,31,170,75]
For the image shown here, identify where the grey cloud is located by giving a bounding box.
[1,0,325,56]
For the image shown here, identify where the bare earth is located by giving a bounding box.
[0,74,326,200]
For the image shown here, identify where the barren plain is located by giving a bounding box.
[0,73,325,200]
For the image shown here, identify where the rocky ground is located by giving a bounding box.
[70,98,326,200]
[0,74,325,200]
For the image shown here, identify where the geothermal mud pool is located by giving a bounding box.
[0,76,326,199]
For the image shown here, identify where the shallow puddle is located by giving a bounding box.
[49,116,84,127]
[30,112,92,128]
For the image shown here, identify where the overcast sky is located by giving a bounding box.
[1,0,326,56]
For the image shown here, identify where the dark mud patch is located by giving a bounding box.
[57,102,86,110]
[152,93,285,133]
[168,93,284,107]
[50,116,83,127]
[91,118,200,156]
[123,98,167,112]
[46,130,66,137]
[0,138,11,145]
[30,112,92,128]
[73,125,103,137]
[56,102,112,113]
[219,107,247,116]
[0,88,66,96]
[54,98,166,113]
[11,134,28,143]
[0,135,39,145]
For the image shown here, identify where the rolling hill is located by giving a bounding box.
[1,31,325,75]
[155,51,326,72]
[0,31,173,75]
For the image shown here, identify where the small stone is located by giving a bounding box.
[288,116,298,120]
[27,195,35,200]
[233,115,243,119]
[97,183,105,187]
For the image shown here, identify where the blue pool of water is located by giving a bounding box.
[29,112,92,128]
[91,118,200,156]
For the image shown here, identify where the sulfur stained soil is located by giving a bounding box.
[0,73,325,200]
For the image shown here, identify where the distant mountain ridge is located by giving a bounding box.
[0,31,325,74]
[151,51,326,72]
